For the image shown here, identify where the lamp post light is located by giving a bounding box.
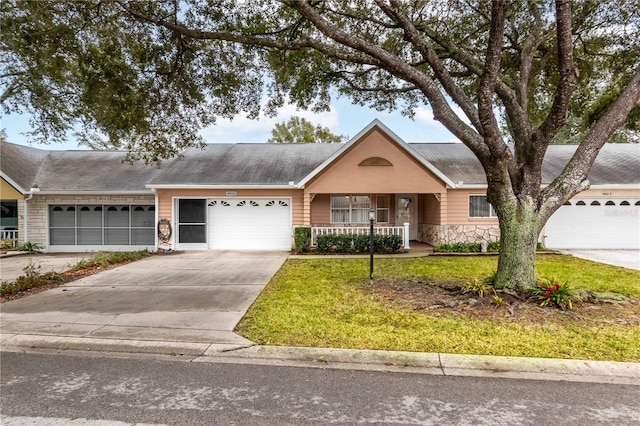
[369,208,375,284]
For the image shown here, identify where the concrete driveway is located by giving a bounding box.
[1,251,288,355]
[560,249,640,271]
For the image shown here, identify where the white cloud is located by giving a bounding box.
[199,99,339,143]
[414,105,470,128]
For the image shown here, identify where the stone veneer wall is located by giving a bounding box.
[421,224,500,246]
[25,194,156,249]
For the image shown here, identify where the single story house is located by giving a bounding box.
[1,120,639,252]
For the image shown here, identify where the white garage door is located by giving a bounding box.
[545,199,640,249]
[207,198,292,250]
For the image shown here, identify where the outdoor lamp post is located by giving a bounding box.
[369,208,375,284]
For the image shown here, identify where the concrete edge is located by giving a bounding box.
[0,334,242,357]
[213,345,640,385]
[2,336,639,385]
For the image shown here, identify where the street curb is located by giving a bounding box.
[4,334,637,385]
[212,345,640,385]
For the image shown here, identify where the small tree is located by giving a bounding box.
[268,116,347,144]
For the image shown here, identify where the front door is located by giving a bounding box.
[396,194,417,240]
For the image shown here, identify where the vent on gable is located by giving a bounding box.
[358,157,393,166]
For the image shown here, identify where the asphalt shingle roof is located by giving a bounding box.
[1,140,638,191]
[35,150,163,192]
[0,142,49,192]
[148,143,343,186]
[411,143,640,185]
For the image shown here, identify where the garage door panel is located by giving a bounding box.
[545,200,640,249]
[208,198,291,250]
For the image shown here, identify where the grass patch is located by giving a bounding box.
[236,255,640,362]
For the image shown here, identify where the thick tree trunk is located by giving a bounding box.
[493,198,543,291]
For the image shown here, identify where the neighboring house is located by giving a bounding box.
[1,120,639,252]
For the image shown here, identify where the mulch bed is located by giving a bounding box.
[363,278,640,325]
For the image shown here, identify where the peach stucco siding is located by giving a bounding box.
[447,189,499,225]
[304,129,447,195]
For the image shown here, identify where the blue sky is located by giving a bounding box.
[2,95,464,150]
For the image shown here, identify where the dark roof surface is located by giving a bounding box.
[148,143,343,186]
[0,142,49,192]
[1,140,638,191]
[411,143,640,185]
[35,150,163,192]
[541,144,640,185]
[410,143,487,184]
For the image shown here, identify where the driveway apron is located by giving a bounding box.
[1,251,288,354]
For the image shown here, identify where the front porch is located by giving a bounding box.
[306,192,443,247]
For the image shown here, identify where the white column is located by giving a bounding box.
[403,222,410,249]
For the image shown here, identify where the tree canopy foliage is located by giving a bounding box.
[268,116,346,143]
[2,0,639,289]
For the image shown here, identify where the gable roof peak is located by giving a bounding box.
[297,119,456,188]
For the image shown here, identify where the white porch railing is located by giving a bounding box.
[1,229,18,247]
[311,223,410,250]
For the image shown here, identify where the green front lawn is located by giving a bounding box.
[236,255,640,362]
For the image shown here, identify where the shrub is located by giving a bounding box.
[0,238,16,249]
[487,241,501,252]
[0,260,65,296]
[529,278,577,310]
[462,275,494,298]
[294,227,311,253]
[316,233,402,254]
[434,241,544,253]
[20,241,40,253]
[433,242,481,253]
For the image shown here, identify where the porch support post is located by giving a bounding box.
[403,222,410,249]
[302,191,313,225]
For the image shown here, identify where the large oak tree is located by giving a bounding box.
[2,0,639,289]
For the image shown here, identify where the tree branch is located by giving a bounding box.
[535,0,577,143]
[280,1,484,151]
[540,67,640,212]
[110,0,380,67]
[477,1,508,152]
[376,0,482,134]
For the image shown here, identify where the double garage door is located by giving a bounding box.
[177,197,292,250]
[545,199,639,249]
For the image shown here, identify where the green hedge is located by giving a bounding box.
[294,226,311,253]
[432,241,543,253]
[316,233,402,254]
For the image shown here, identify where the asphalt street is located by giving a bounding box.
[1,352,639,425]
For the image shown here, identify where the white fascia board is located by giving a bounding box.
[455,184,488,189]
[0,172,28,194]
[587,184,640,189]
[457,183,640,190]
[297,118,457,189]
[31,190,154,195]
[145,184,297,190]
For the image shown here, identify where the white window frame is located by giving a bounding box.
[469,195,497,218]
[330,195,371,224]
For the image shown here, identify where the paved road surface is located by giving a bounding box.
[2,352,639,425]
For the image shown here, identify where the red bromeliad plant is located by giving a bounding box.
[530,278,576,310]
